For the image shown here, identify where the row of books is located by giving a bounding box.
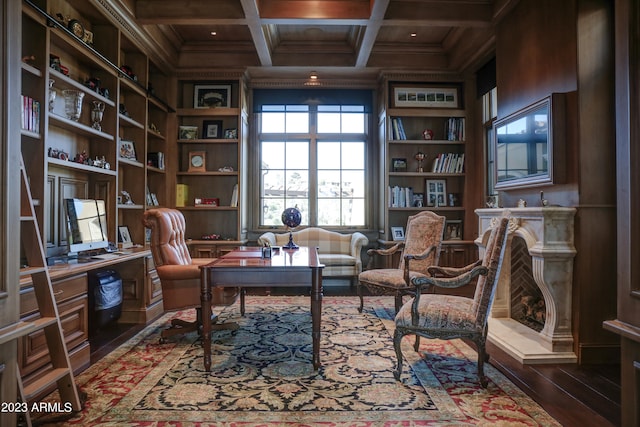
[175,183,238,207]
[445,117,465,141]
[432,153,464,174]
[388,186,422,208]
[390,117,465,141]
[21,95,41,134]
[147,152,165,169]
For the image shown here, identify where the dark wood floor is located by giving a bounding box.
[90,283,621,427]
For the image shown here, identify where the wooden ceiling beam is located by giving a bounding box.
[384,1,493,27]
[240,0,273,66]
[355,0,390,67]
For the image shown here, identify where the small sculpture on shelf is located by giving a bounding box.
[91,101,105,131]
[415,151,425,172]
[120,190,134,205]
[48,79,56,112]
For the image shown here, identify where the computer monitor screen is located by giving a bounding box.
[65,198,109,254]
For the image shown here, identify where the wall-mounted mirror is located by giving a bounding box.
[494,94,565,190]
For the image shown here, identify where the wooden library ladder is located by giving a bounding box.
[14,156,82,425]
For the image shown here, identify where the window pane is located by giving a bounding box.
[262,170,285,197]
[285,142,309,169]
[342,170,365,197]
[341,112,365,133]
[343,198,365,226]
[285,112,309,133]
[317,142,341,169]
[317,199,341,225]
[285,170,309,198]
[262,111,285,133]
[342,142,365,169]
[318,112,341,133]
[262,199,284,226]
[317,170,341,197]
[262,142,285,169]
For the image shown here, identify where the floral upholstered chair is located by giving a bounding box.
[358,211,446,313]
[392,216,510,388]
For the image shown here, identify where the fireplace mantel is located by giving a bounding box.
[476,207,578,364]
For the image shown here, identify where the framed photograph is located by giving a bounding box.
[425,179,447,207]
[224,128,238,139]
[179,125,198,140]
[194,84,231,108]
[391,226,405,241]
[392,158,407,172]
[118,225,133,248]
[188,151,206,172]
[390,83,462,109]
[202,120,223,139]
[445,220,463,240]
[118,139,136,160]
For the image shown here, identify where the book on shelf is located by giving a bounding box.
[176,184,189,207]
[391,117,406,140]
[389,185,415,208]
[21,95,40,134]
[445,117,465,141]
[431,153,464,173]
[147,152,165,169]
[230,183,239,207]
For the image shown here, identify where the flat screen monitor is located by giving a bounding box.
[65,198,109,255]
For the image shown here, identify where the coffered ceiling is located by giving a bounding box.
[131,0,509,81]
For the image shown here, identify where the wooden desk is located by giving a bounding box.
[200,246,324,371]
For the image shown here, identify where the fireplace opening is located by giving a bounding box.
[509,237,546,333]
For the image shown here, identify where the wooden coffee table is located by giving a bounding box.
[199,246,324,371]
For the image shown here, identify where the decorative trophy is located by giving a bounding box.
[415,151,425,172]
[91,101,105,131]
[48,79,56,112]
[281,206,302,250]
[62,90,84,121]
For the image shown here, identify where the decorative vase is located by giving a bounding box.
[91,101,105,131]
[48,79,56,112]
[62,90,84,121]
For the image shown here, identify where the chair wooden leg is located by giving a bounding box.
[394,293,403,313]
[393,328,405,380]
[357,281,364,313]
[240,288,246,316]
[476,337,489,388]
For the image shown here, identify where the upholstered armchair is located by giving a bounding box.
[358,211,445,313]
[393,217,510,388]
[142,208,244,342]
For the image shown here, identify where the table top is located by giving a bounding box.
[202,246,324,269]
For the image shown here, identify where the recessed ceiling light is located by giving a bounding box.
[410,32,417,37]
[210,31,217,36]
[310,71,318,80]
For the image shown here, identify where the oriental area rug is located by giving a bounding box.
[35,296,561,426]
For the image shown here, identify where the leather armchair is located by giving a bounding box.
[142,208,244,342]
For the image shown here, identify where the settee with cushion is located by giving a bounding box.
[258,227,369,282]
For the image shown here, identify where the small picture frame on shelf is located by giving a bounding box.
[202,120,223,139]
[391,226,405,241]
[194,85,231,108]
[390,83,462,109]
[224,128,238,139]
[118,139,136,160]
[445,220,463,240]
[425,179,447,207]
[179,125,198,140]
[392,158,407,172]
[151,193,159,206]
[118,225,133,249]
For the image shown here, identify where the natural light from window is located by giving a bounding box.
[260,104,367,227]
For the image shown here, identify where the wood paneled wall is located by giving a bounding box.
[495,0,617,363]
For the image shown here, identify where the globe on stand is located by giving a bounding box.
[281,206,302,250]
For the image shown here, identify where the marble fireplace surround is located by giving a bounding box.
[476,208,578,364]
